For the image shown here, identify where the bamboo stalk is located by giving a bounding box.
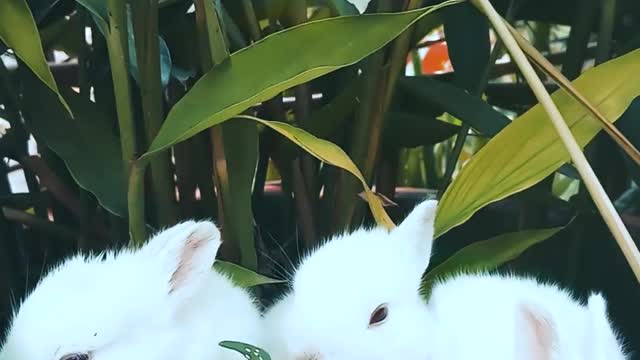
[331,0,391,231]
[105,0,144,243]
[287,0,318,247]
[128,162,147,247]
[194,0,258,270]
[472,0,640,283]
[131,0,178,226]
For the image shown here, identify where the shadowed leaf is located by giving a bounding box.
[22,73,126,217]
[422,226,565,297]
[213,260,285,287]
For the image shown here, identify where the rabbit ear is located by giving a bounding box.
[586,293,627,358]
[515,302,557,360]
[142,220,222,297]
[392,199,438,261]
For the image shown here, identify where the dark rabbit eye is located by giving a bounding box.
[60,353,89,360]
[368,303,389,327]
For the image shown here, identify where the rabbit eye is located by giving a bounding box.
[368,303,388,327]
[60,353,89,360]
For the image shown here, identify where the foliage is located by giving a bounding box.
[1,0,640,353]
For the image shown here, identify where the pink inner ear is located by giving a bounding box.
[517,304,556,360]
[168,229,206,294]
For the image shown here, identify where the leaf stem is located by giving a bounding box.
[472,0,640,283]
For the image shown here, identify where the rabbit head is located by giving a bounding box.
[264,199,438,360]
[0,220,262,360]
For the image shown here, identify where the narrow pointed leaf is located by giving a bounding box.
[213,260,285,288]
[22,73,126,217]
[240,116,395,229]
[422,226,564,297]
[141,0,463,160]
[383,112,460,148]
[0,0,72,114]
[435,49,640,237]
[397,75,510,137]
[506,20,640,168]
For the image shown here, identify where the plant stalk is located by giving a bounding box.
[106,0,144,243]
[595,0,617,65]
[287,0,318,246]
[331,0,391,231]
[127,162,147,247]
[472,0,640,283]
[132,0,178,227]
[194,0,258,270]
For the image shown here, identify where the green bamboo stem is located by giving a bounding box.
[561,0,598,79]
[595,0,617,64]
[331,49,387,232]
[472,0,640,283]
[105,0,144,244]
[333,0,417,230]
[194,0,258,270]
[287,0,318,246]
[131,0,178,226]
[127,162,147,247]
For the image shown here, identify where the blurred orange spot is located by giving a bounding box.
[422,41,452,74]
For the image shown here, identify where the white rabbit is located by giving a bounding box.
[263,199,629,360]
[0,220,263,360]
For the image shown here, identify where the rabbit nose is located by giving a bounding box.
[295,351,322,360]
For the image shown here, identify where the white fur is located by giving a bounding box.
[263,199,629,360]
[428,273,628,360]
[0,221,263,360]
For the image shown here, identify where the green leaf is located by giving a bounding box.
[443,1,490,91]
[0,0,72,115]
[22,72,127,217]
[397,75,510,137]
[142,1,463,159]
[278,77,360,160]
[383,112,460,148]
[219,341,271,360]
[75,0,108,31]
[329,0,360,15]
[435,49,640,237]
[422,226,564,297]
[177,116,395,229]
[213,260,285,288]
[243,116,395,229]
